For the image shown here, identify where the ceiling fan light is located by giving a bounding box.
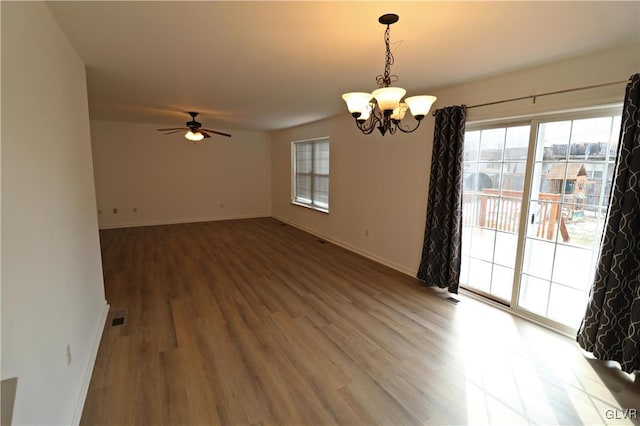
[185,130,204,142]
[342,92,374,117]
[372,87,406,113]
[405,95,438,119]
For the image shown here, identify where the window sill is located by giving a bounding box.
[291,201,329,214]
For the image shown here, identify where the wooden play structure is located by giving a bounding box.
[544,163,588,219]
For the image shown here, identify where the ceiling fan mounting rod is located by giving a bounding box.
[186,111,201,128]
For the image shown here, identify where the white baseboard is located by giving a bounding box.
[71,301,109,426]
[273,215,416,277]
[98,214,270,230]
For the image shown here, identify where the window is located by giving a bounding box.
[292,137,330,212]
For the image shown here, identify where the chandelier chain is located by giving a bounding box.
[376,24,397,88]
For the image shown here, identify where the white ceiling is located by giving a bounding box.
[47,1,640,132]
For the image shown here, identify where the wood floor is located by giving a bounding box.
[82,217,639,425]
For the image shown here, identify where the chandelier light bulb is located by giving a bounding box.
[372,87,406,113]
[342,92,374,117]
[391,102,408,121]
[405,95,438,119]
[358,102,374,122]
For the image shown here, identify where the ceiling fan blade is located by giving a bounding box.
[201,128,232,137]
[200,131,211,138]
[157,127,187,131]
[163,130,184,135]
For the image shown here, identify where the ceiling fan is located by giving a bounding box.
[157,112,231,142]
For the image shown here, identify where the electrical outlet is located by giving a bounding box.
[66,344,72,366]
[113,208,118,214]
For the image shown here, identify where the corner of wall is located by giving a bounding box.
[70,302,109,425]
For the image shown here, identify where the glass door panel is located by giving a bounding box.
[461,125,529,302]
[519,116,619,328]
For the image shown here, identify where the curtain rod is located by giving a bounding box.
[433,79,630,114]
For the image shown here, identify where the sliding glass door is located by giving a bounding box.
[460,109,621,331]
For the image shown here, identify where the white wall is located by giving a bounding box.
[91,120,271,228]
[1,2,108,425]
[270,45,640,276]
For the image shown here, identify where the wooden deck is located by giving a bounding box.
[81,218,639,425]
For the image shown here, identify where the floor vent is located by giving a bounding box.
[446,297,460,304]
[111,310,127,327]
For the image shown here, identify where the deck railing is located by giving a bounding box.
[463,189,569,242]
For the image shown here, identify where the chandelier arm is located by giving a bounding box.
[375,115,393,136]
[379,115,396,135]
[356,118,378,135]
[395,118,422,134]
[355,109,382,135]
[356,99,386,135]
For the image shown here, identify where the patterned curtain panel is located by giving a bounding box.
[577,73,640,374]
[417,105,467,294]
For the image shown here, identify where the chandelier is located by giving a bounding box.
[342,14,437,136]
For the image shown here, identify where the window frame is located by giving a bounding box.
[291,137,330,213]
